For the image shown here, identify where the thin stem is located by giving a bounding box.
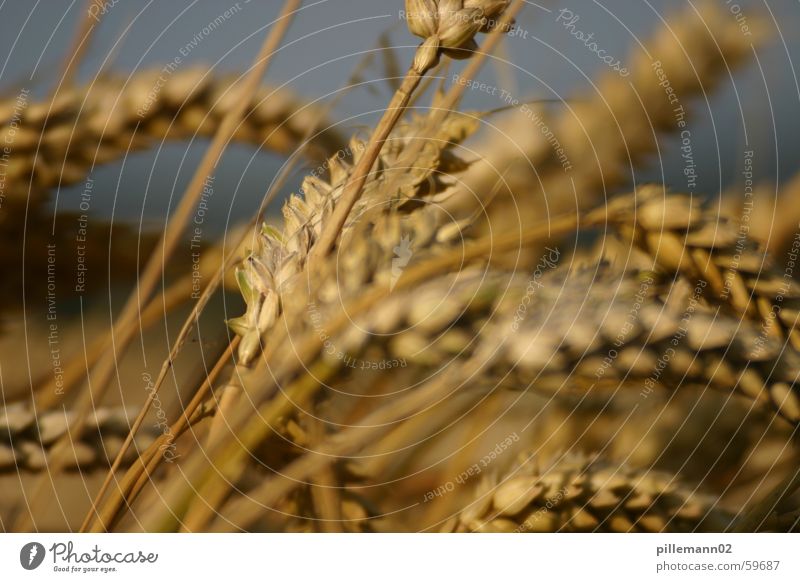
[308,67,424,265]
[59,0,101,89]
[35,274,196,409]
[308,0,526,264]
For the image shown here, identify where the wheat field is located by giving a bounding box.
[0,0,798,536]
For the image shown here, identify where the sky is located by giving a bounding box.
[1,0,798,236]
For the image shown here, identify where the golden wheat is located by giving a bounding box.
[5,0,797,535]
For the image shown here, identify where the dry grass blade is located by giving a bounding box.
[58,0,102,89]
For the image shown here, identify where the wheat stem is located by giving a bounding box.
[308,67,425,265]
[59,0,101,88]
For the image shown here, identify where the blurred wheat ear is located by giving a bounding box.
[447,452,736,533]
[0,68,344,204]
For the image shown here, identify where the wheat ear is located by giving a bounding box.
[453,1,761,258]
[0,67,343,202]
[447,452,735,532]
[599,186,800,348]
[0,405,158,473]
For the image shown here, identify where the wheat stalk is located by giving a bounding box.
[309,0,520,263]
[82,340,238,532]
[84,103,480,526]
[233,187,800,428]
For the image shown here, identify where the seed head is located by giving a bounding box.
[405,0,514,72]
[413,35,442,73]
[405,0,438,38]
[438,7,483,50]
[465,0,513,32]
